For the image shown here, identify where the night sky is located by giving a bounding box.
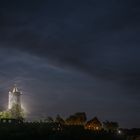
[0,0,140,128]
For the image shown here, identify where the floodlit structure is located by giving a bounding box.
[8,85,24,119]
[0,85,24,120]
[8,86,22,110]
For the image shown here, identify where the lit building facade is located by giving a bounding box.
[0,85,24,120]
[8,85,24,119]
[8,86,21,110]
[85,117,102,131]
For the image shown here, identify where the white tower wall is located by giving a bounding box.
[8,86,21,110]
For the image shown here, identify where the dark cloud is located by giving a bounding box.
[1,0,140,91]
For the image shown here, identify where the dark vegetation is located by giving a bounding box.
[0,122,126,140]
[0,112,138,140]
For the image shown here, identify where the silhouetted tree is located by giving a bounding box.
[9,104,24,119]
[66,112,87,125]
[44,116,54,123]
[103,121,119,132]
[55,114,65,124]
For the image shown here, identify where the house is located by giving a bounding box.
[85,117,102,131]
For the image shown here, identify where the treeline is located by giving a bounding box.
[0,112,127,139]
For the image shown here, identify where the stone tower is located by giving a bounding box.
[8,85,21,110]
[8,85,23,119]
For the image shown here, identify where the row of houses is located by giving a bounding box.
[0,112,119,132]
[64,112,119,132]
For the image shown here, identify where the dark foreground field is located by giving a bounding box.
[0,122,128,140]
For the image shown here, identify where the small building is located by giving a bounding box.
[85,117,102,131]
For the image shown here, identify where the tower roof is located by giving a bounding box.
[12,85,20,93]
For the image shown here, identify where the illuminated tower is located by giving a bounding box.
[8,85,23,119]
[8,85,21,110]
